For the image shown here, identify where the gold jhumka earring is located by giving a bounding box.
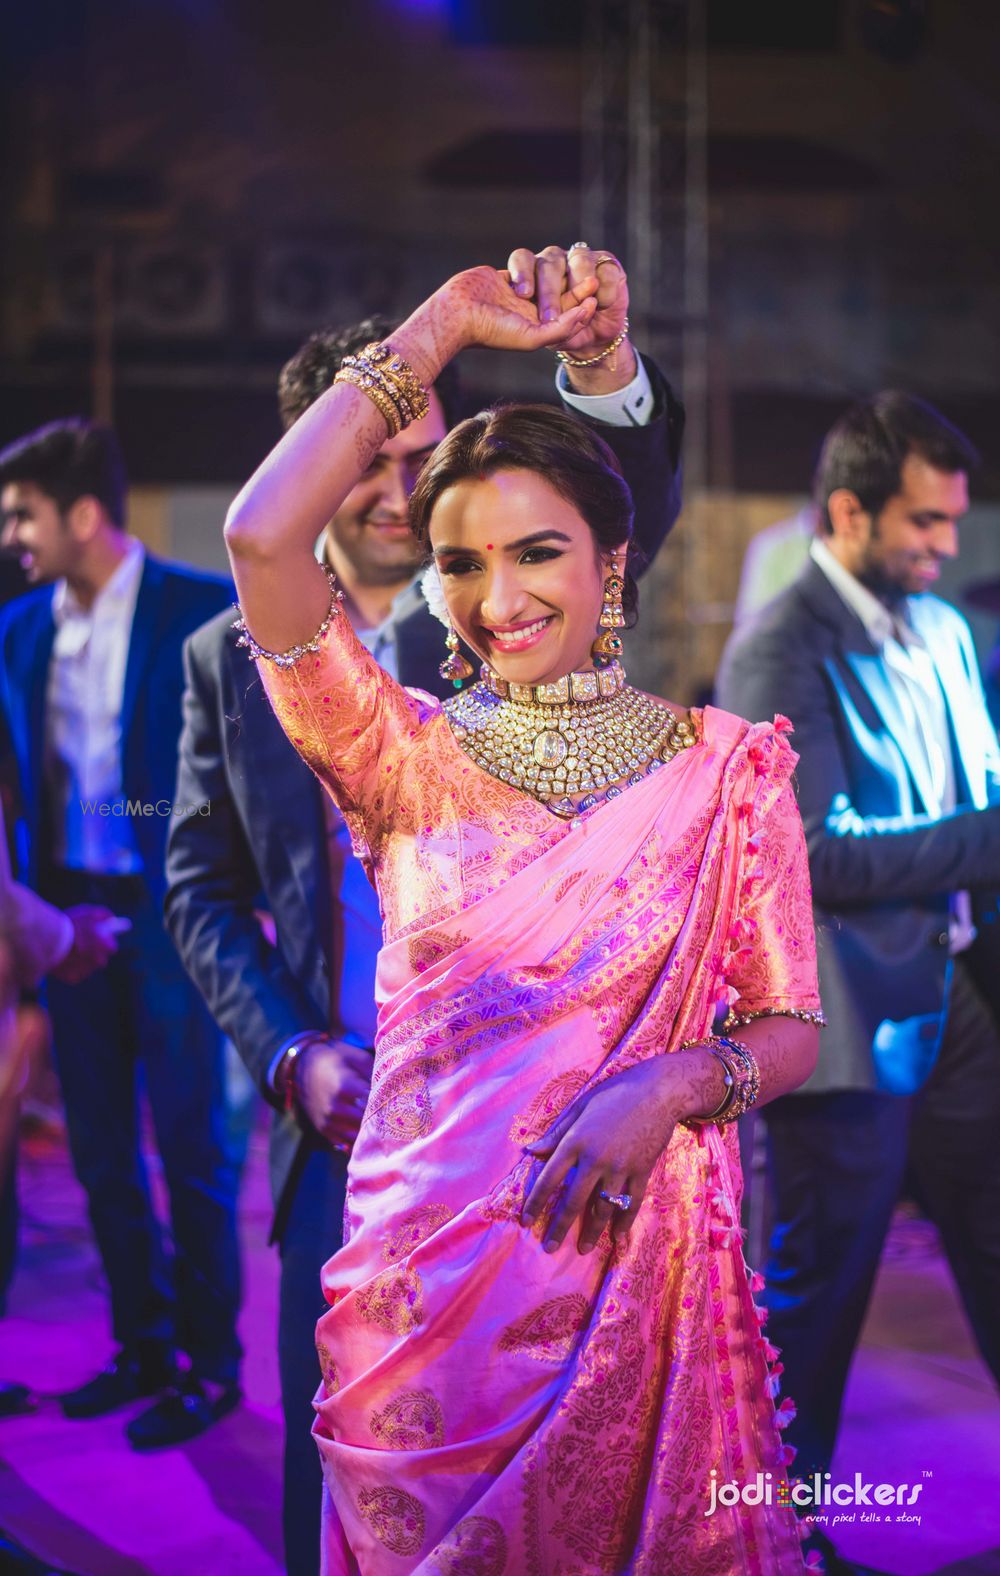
[591,554,626,664]
[439,622,474,687]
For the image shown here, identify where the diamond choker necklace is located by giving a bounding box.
[444,661,697,817]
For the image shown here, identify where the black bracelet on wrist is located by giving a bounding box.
[277,1033,327,1113]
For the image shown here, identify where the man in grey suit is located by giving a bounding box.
[165,242,685,1576]
[717,393,1000,1557]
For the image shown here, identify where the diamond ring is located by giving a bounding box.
[599,1189,633,1211]
[568,240,590,252]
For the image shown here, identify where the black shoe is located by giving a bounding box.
[60,1348,175,1420]
[126,1376,241,1451]
[0,1381,36,1418]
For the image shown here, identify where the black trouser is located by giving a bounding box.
[42,868,241,1382]
[278,1141,349,1576]
[762,958,1000,1478]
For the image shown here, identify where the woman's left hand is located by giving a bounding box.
[521,1057,681,1255]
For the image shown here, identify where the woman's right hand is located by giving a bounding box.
[400,266,598,373]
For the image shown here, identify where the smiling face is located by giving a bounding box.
[1,481,78,584]
[324,390,449,589]
[429,468,622,686]
[830,453,968,601]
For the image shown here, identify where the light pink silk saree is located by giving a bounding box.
[260,615,820,1575]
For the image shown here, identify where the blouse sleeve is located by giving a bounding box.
[254,602,436,840]
[725,771,823,1022]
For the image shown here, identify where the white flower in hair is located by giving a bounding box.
[419,561,452,628]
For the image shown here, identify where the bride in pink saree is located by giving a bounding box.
[226,261,822,1574]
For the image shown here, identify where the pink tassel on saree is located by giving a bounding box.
[260,615,820,1575]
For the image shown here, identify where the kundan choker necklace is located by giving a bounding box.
[444,660,697,818]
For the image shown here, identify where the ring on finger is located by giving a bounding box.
[593,252,622,271]
[598,1189,632,1211]
[568,240,590,252]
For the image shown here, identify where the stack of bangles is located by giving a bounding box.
[333,341,430,436]
[683,1034,761,1126]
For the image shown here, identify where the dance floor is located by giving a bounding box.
[2,1114,999,1576]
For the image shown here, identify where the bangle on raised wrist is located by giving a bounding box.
[555,317,630,369]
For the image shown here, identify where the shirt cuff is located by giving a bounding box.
[555,355,655,428]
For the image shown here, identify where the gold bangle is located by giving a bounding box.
[680,1034,760,1127]
[333,365,403,437]
[555,316,630,368]
[342,342,430,428]
[233,566,342,668]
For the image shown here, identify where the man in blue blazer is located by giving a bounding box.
[717,393,1000,1566]
[0,419,242,1450]
[165,243,685,1576]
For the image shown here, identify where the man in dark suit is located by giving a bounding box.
[165,242,684,1576]
[0,418,241,1450]
[717,392,1000,1567]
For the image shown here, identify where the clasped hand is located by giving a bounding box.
[439,241,629,362]
[521,1056,679,1256]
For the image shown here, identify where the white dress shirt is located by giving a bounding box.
[810,537,974,949]
[45,537,146,873]
[555,354,656,427]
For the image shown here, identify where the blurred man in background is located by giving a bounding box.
[717,392,1000,1574]
[0,419,242,1451]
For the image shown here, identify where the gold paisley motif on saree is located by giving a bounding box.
[317,1341,339,1397]
[408,928,469,974]
[508,1069,589,1146]
[430,1515,508,1575]
[355,1265,423,1334]
[498,1294,591,1363]
[382,1203,453,1264]
[356,1485,425,1557]
[371,1062,433,1142]
[369,1388,445,1450]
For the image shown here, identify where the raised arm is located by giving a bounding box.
[507,242,684,568]
[223,267,599,654]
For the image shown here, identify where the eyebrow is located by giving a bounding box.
[433,529,573,558]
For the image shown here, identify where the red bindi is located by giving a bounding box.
[486,543,493,550]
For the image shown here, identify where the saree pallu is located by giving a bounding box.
[260,622,820,1576]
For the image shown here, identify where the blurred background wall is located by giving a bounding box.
[1,0,998,696]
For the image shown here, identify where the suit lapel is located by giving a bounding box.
[798,560,938,813]
[394,600,450,696]
[225,635,333,966]
[120,555,164,748]
[394,597,478,701]
[843,649,939,813]
[23,596,56,830]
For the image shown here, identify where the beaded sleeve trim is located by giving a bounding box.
[233,567,343,668]
[724,1007,827,1030]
